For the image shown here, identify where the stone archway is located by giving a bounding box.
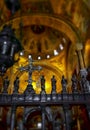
[1,14,81,44]
[23,107,53,130]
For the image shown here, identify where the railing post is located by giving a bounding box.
[63,105,71,130]
[86,105,90,120]
[41,106,46,130]
[10,105,17,130]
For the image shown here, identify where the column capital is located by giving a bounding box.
[76,43,83,51]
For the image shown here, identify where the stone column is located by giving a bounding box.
[76,43,85,69]
[77,118,81,130]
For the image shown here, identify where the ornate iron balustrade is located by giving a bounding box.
[0,68,90,130]
[0,49,90,130]
[0,91,90,106]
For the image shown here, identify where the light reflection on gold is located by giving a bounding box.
[18,56,28,67]
[6,54,64,94]
[17,68,62,94]
[84,40,90,67]
[45,82,51,94]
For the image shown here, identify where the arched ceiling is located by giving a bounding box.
[0,0,90,41]
[0,0,90,91]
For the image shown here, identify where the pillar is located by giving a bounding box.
[76,43,85,69]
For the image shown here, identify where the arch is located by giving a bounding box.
[0,14,81,43]
[23,106,53,129]
[4,14,83,90]
[24,107,41,124]
[8,60,63,93]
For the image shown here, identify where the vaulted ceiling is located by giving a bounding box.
[0,0,90,93]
